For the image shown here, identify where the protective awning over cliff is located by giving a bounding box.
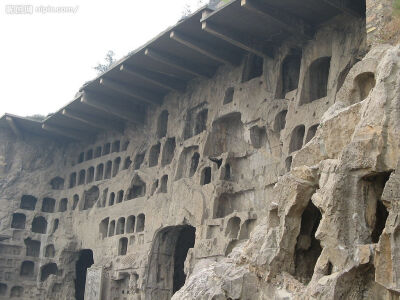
[1,0,365,142]
[0,114,59,140]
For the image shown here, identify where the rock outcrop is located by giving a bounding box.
[0,1,399,299]
[174,44,400,300]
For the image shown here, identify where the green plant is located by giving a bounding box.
[94,50,116,75]
[394,0,400,15]
[379,1,400,45]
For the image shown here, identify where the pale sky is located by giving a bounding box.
[0,0,207,117]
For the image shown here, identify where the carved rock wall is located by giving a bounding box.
[1,10,399,300]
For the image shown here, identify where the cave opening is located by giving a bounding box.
[75,249,94,300]
[289,125,305,153]
[372,199,389,243]
[276,51,301,99]
[352,72,376,103]
[173,226,196,294]
[20,261,35,277]
[11,213,26,229]
[363,171,391,243]
[161,138,176,167]
[200,167,212,185]
[157,110,169,139]
[24,238,40,257]
[20,195,37,210]
[149,143,161,167]
[300,56,331,105]
[73,195,79,210]
[293,200,322,284]
[32,216,47,234]
[122,141,130,151]
[146,225,196,299]
[40,263,58,281]
[242,53,264,82]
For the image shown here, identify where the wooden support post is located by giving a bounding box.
[80,92,145,124]
[144,48,216,78]
[201,21,273,58]
[240,0,314,40]
[5,116,23,138]
[170,31,240,65]
[120,64,186,92]
[99,78,162,105]
[42,123,91,141]
[62,109,125,133]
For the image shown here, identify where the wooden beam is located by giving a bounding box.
[0,233,11,242]
[201,9,212,20]
[201,21,273,58]
[144,48,216,78]
[62,109,125,133]
[170,31,240,66]
[80,91,145,124]
[42,123,91,141]
[5,116,23,138]
[120,64,186,92]
[241,0,314,40]
[100,78,162,105]
[322,0,364,18]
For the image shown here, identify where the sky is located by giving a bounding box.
[0,0,208,117]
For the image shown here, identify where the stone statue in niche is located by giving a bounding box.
[128,271,142,300]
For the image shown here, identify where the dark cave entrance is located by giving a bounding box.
[173,226,196,293]
[146,225,196,300]
[293,200,322,284]
[75,249,94,300]
[363,171,391,243]
[372,199,389,243]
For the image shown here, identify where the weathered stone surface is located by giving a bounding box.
[84,267,103,300]
[174,44,400,300]
[1,1,400,300]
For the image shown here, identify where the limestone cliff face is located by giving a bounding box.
[173,44,400,300]
[1,6,399,300]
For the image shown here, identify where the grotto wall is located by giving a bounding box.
[0,0,399,299]
[173,43,400,300]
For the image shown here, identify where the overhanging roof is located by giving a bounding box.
[0,114,58,139]
[1,0,365,142]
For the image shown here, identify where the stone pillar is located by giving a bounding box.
[84,267,104,300]
[366,0,398,45]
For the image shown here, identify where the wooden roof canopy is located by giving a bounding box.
[1,0,365,142]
